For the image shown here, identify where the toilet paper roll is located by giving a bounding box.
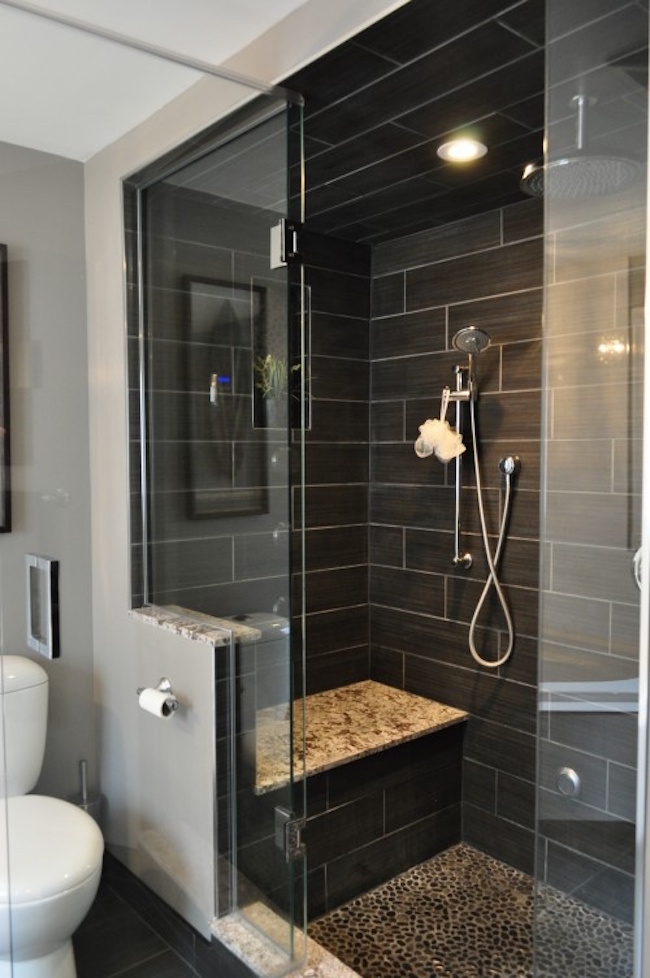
[138,687,178,718]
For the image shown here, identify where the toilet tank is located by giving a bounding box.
[0,656,48,796]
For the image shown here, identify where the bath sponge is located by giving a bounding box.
[414,418,466,463]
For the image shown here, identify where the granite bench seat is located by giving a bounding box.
[255,679,468,794]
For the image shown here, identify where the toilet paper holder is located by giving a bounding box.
[136,677,179,717]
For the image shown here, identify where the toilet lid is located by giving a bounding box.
[0,795,103,904]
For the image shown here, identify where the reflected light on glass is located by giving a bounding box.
[597,336,629,363]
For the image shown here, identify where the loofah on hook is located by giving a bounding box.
[414,418,466,463]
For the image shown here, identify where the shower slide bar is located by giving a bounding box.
[448,365,473,570]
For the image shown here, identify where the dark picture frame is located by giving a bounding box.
[183,276,269,519]
[0,244,10,533]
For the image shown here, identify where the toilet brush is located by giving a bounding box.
[80,758,89,808]
[69,758,104,827]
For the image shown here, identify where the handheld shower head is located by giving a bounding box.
[452,326,491,356]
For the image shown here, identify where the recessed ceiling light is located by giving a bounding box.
[437,137,488,162]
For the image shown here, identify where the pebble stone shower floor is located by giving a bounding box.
[308,844,634,978]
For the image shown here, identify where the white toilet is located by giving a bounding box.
[0,655,104,978]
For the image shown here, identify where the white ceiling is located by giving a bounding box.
[0,0,310,160]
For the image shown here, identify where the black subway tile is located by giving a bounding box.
[370,484,454,531]
[385,763,462,832]
[304,606,369,657]
[357,0,529,65]
[448,289,543,343]
[304,525,368,571]
[304,565,368,614]
[372,273,405,318]
[305,647,369,694]
[463,804,535,874]
[311,312,370,360]
[370,647,404,687]
[306,792,384,867]
[302,442,369,485]
[325,805,460,912]
[370,565,445,618]
[308,266,370,318]
[371,442,446,485]
[463,716,536,782]
[303,228,371,275]
[539,790,636,875]
[497,773,536,830]
[548,710,638,768]
[306,398,369,443]
[370,605,470,666]
[299,485,368,528]
[406,237,543,310]
[462,759,497,814]
[371,401,405,442]
[327,727,464,809]
[373,210,501,276]
[371,308,446,360]
[310,355,369,401]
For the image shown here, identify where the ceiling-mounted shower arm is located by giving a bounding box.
[573,94,591,152]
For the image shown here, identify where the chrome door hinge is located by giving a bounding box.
[270,218,302,269]
[275,806,306,862]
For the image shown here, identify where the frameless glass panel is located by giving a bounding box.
[0,648,11,977]
[0,3,304,976]
[128,96,307,973]
[536,2,647,975]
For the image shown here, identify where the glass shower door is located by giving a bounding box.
[536,2,647,975]
[127,95,308,972]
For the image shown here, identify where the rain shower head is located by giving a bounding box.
[521,94,642,200]
[452,326,490,356]
[521,154,642,199]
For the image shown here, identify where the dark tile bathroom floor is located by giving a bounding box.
[74,845,634,978]
[73,883,197,978]
[309,843,634,978]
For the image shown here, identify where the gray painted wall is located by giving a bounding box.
[0,140,95,800]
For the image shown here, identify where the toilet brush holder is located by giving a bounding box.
[68,759,105,827]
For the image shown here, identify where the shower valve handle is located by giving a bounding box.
[499,456,521,476]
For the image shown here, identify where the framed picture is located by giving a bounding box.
[183,277,269,519]
[0,244,10,533]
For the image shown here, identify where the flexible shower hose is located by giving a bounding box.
[468,397,516,668]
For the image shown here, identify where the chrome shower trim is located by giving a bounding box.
[452,325,491,356]
[520,94,641,199]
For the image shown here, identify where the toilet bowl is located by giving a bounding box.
[0,657,104,978]
[0,795,103,978]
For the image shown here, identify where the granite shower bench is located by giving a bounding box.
[253,680,468,919]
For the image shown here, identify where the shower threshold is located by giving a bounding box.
[308,843,633,978]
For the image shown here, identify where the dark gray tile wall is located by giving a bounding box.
[127,177,294,619]
[293,230,372,695]
[367,191,640,924]
[368,199,543,876]
[235,725,463,921]
[285,0,546,242]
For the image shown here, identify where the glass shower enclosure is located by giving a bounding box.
[0,2,308,973]
[125,93,309,969]
[536,1,648,975]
